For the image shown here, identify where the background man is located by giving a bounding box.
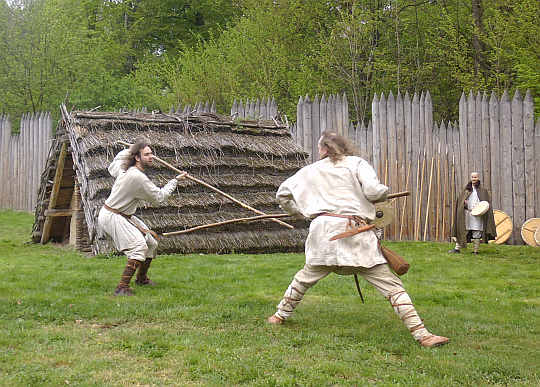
[449,172,496,254]
[268,131,449,348]
[98,142,188,296]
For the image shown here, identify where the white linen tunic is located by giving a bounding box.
[97,149,179,260]
[276,156,388,268]
[465,188,483,231]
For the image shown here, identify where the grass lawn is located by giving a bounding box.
[1,209,539,386]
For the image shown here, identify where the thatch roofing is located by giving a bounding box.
[32,106,310,255]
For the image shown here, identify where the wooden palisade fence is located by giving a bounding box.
[2,92,538,245]
[0,112,53,212]
[291,90,540,245]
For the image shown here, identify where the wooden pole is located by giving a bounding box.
[163,214,291,236]
[117,140,294,229]
[441,147,448,242]
[435,144,441,242]
[423,156,434,241]
[399,162,411,241]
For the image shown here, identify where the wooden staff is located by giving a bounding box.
[388,190,410,199]
[117,140,294,229]
[167,190,409,237]
[399,162,411,241]
[441,147,448,242]
[423,155,434,241]
[435,143,441,242]
[163,214,290,236]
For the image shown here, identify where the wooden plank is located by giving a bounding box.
[523,90,536,221]
[481,93,491,190]
[320,94,328,136]
[371,94,381,174]
[535,118,540,220]
[379,93,388,181]
[489,91,501,211]
[312,95,320,162]
[499,90,514,243]
[403,92,413,240]
[425,91,433,160]
[44,209,78,217]
[411,93,421,241]
[366,121,373,166]
[458,92,468,186]
[302,95,313,162]
[296,96,304,147]
[395,92,405,240]
[474,91,483,171]
[511,90,525,244]
[41,141,69,244]
[386,91,397,239]
[467,91,477,173]
[341,93,349,138]
[336,94,343,137]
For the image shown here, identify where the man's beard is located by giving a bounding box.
[139,160,152,170]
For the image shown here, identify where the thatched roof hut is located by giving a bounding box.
[32,105,310,255]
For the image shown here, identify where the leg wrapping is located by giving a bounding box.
[473,238,481,253]
[276,279,309,320]
[388,291,430,341]
[136,258,152,282]
[119,259,140,289]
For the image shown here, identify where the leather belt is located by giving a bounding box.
[103,204,160,241]
[318,213,376,241]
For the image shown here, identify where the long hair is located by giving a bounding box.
[319,131,356,163]
[122,141,151,171]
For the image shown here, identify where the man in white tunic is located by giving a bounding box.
[98,142,188,296]
[268,132,449,348]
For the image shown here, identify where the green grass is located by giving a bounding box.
[1,209,539,386]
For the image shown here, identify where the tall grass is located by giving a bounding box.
[1,210,539,386]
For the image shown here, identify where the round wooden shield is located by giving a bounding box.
[489,210,512,244]
[521,218,540,247]
[535,228,540,246]
[471,201,490,216]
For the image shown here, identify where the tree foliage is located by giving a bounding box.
[1,0,539,124]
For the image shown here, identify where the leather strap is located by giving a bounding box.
[103,204,160,241]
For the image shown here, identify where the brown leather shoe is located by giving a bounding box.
[419,335,450,348]
[135,278,157,286]
[113,286,134,296]
[267,314,285,325]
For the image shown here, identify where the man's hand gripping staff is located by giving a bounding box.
[327,191,410,241]
[117,140,294,230]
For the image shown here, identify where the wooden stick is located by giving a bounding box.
[415,150,424,241]
[163,214,291,236]
[435,144,441,242]
[423,156,434,241]
[441,147,448,242]
[117,140,294,229]
[387,191,410,199]
[399,162,411,241]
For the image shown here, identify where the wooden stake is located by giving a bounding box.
[117,140,294,229]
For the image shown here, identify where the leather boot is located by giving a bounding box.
[114,259,140,296]
[135,258,157,286]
